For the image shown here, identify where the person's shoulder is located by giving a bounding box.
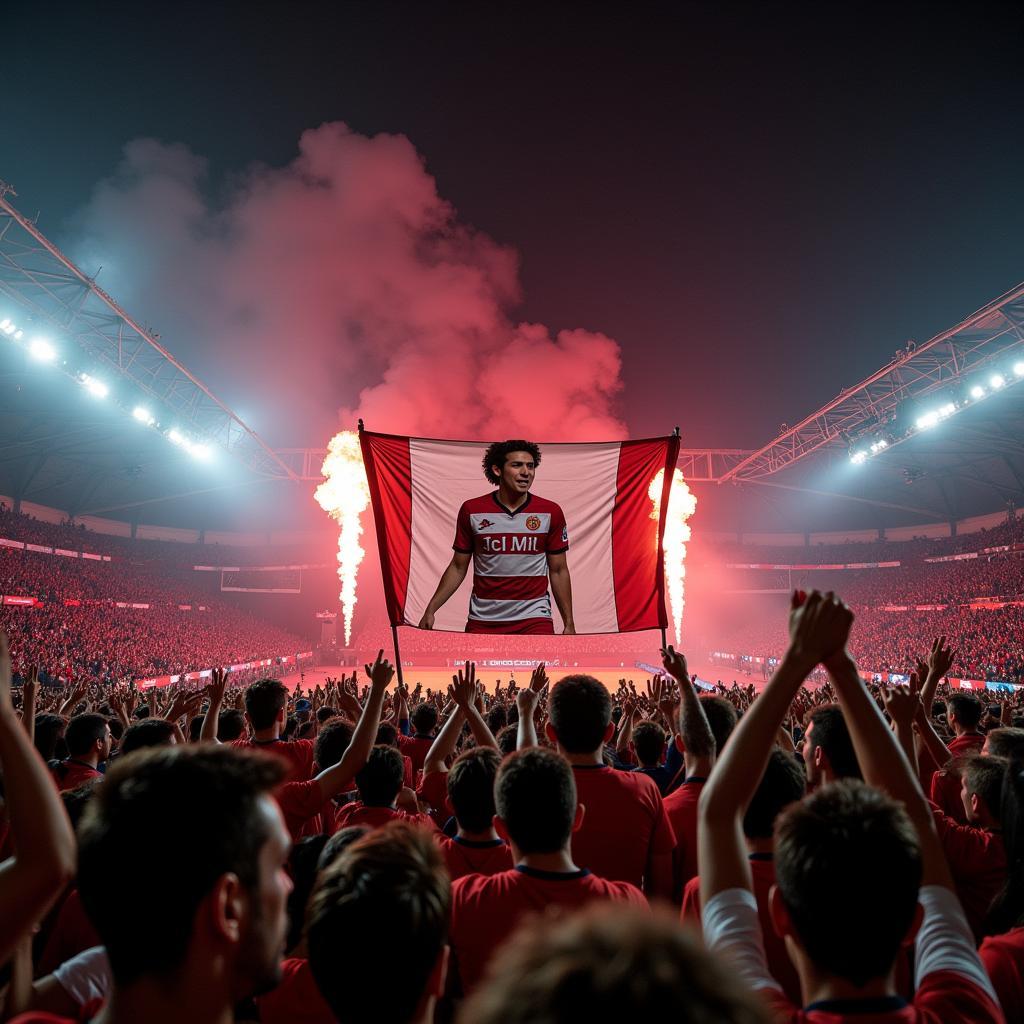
[462,493,498,512]
[592,875,647,904]
[452,868,517,902]
[915,968,1004,1021]
[529,493,564,513]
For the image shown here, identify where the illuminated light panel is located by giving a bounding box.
[869,439,888,454]
[938,403,956,418]
[990,373,1006,389]
[970,385,986,400]
[29,338,56,362]
[14,330,23,340]
[80,374,108,399]
[916,411,940,430]
[850,451,867,465]
[1014,361,1024,377]
[168,428,184,445]
[132,406,156,426]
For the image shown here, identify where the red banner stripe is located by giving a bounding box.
[472,574,550,601]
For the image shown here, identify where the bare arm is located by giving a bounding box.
[0,634,77,965]
[418,552,471,629]
[662,647,715,778]
[547,552,575,634]
[199,669,228,743]
[515,663,548,750]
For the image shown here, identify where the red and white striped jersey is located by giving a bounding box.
[453,492,568,633]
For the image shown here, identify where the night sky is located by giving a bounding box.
[4,1,1024,453]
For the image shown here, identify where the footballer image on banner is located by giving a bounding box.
[360,431,680,636]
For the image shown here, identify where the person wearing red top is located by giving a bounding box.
[332,745,436,833]
[449,747,647,995]
[699,591,1002,1023]
[230,677,315,782]
[681,748,806,1004]
[398,700,438,775]
[377,721,416,787]
[204,656,397,841]
[418,439,575,635]
[520,672,674,900]
[253,957,334,1024]
[307,823,450,1024]
[659,644,737,894]
[51,714,110,792]
[946,694,986,757]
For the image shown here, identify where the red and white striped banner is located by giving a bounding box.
[361,432,680,634]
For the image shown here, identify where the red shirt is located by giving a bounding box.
[450,866,646,993]
[437,835,514,880]
[454,491,568,632]
[979,926,1024,1022]
[274,779,331,840]
[931,809,1006,939]
[930,769,969,825]
[681,855,801,1005]
[52,760,102,792]
[417,769,451,820]
[38,889,102,976]
[332,802,435,833]
[254,958,334,1024]
[664,776,705,892]
[569,765,676,893]
[948,733,984,757]
[397,733,434,775]
[232,738,315,782]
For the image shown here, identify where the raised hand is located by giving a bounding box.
[23,665,39,708]
[207,667,229,707]
[0,632,13,716]
[528,662,548,696]
[450,661,477,709]
[926,636,956,679]
[788,590,854,668]
[882,672,921,728]
[660,644,690,684]
[363,649,396,693]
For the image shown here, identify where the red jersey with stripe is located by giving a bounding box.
[453,492,568,633]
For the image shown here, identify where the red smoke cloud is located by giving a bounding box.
[71,123,627,445]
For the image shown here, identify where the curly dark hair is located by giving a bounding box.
[482,440,541,486]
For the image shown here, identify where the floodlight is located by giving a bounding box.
[916,411,939,430]
[29,338,56,363]
[2,323,15,336]
[1014,361,1024,378]
[132,406,155,426]
[80,374,108,399]
[850,451,867,465]
[938,403,956,417]
[13,330,22,340]
[168,428,184,445]
[0,319,9,330]
[189,443,211,460]
[990,374,1006,390]
[869,439,889,454]
[970,385,985,400]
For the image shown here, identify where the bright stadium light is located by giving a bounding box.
[850,450,867,465]
[168,428,184,445]
[938,402,956,418]
[869,439,888,454]
[188,442,212,460]
[132,406,155,426]
[970,385,986,400]
[0,319,9,330]
[1,322,15,336]
[13,330,23,340]
[80,374,108,399]
[990,373,1006,390]
[916,411,940,430]
[29,337,56,363]
[1014,361,1024,378]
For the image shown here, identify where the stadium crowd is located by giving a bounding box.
[0,591,1022,1023]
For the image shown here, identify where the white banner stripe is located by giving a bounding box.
[469,595,552,622]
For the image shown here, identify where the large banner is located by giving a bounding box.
[361,432,681,635]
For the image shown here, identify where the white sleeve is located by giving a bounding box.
[52,945,113,1006]
[914,885,997,1001]
[702,887,782,993]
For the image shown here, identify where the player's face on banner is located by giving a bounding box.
[498,452,536,494]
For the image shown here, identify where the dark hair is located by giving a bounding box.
[961,754,1007,821]
[308,823,450,1024]
[487,704,508,735]
[549,675,611,754]
[495,748,576,854]
[217,708,246,742]
[804,704,861,780]
[120,718,176,755]
[496,724,518,757]
[700,696,738,755]
[411,702,438,736]
[987,754,1024,933]
[315,717,354,770]
[356,745,405,807]
[317,826,369,872]
[632,721,666,767]
[64,713,109,758]
[482,440,542,487]
[743,749,806,839]
[34,713,66,761]
[948,694,983,731]
[285,834,330,954]
[77,746,285,985]
[61,782,98,832]
[244,678,288,731]
[447,747,501,833]
[377,721,399,747]
[986,727,1024,760]
[775,780,921,987]
[316,706,339,724]
[462,904,769,1024]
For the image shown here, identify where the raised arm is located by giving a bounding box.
[418,552,471,630]
[699,592,846,904]
[917,636,955,719]
[199,668,229,743]
[0,633,76,965]
[452,662,499,751]
[662,646,715,778]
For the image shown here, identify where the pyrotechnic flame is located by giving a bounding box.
[314,431,370,645]
[649,467,697,645]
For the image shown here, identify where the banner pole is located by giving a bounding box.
[390,623,405,687]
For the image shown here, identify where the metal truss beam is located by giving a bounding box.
[0,185,297,481]
[718,281,1024,482]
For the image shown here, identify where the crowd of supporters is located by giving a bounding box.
[0,592,1022,1022]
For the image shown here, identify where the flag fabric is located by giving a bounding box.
[360,431,681,635]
